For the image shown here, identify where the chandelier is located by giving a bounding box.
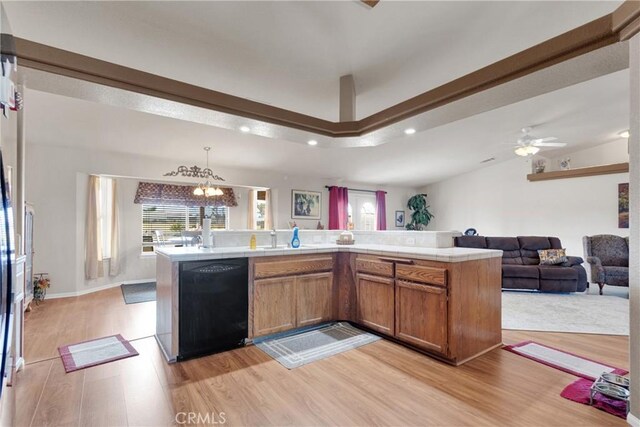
[163,147,225,196]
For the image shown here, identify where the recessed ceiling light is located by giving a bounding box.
[619,130,630,138]
[307,139,318,146]
[240,126,251,133]
[404,128,416,135]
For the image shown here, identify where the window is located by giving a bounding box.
[98,177,113,258]
[142,204,228,250]
[255,190,267,230]
[347,193,376,231]
[360,202,375,231]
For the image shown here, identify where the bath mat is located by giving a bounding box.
[504,341,627,380]
[58,334,139,373]
[256,322,380,369]
[561,378,628,419]
[121,282,156,304]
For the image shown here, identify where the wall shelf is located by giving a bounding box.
[527,162,629,182]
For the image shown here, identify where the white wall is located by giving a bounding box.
[423,141,630,281]
[26,144,417,296]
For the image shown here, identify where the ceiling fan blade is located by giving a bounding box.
[361,0,380,7]
[530,136,558,144]
[534,142,567,147]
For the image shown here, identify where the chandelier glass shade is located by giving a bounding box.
[192,147,223,197]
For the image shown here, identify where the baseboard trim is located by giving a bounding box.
[628,412,640,427]
[46,278,156,300]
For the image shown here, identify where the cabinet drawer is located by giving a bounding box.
[396,264,447,287]
[254,256,333,279]
[355,257,394,277]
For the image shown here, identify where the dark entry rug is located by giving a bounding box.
[120,282,156,304]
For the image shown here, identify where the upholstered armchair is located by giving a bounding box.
[583,235,629,295]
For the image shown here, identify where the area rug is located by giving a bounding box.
[561,378,628,419]
[255,322,380,369]
[502,291,628,335]
[58,334,139,373]
[120,281,156,304]
[504,341,627,381]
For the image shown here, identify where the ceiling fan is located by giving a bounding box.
[512,127,566,157]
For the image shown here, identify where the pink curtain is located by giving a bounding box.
[375,190,387,230]
[328,187,349,230]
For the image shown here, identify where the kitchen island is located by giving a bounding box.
[156,241,503,365]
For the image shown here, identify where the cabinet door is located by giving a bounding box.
[395,280,448,354]
[356,274,395,335]
[253,276,296,337]
[296,272,333,328]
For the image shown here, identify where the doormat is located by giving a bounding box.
[504,341,627,380]
[121,282,156,304]
[58,334,139,373]
[256,322,380,369]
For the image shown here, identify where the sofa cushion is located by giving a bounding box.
[538,266,577,281]
[487,237,522,265]
[602,266,629,286]
[503,265,539,279]
[549,237,562,249]
[454,236,487,249]
[518,236,552,265]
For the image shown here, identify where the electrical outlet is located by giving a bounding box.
[313,235,322,243]
[406,237,416,245]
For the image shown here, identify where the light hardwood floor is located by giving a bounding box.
[1,287,629,426]
[23,287,155,363]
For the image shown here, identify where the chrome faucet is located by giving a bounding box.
[270,229,277,248]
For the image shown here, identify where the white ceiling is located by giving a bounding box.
[4,1,621,121]
[24,68,629,187]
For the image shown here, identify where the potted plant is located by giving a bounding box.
[405,194,434,230]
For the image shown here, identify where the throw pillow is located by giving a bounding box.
[538,248,568,265]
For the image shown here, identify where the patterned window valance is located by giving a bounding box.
[134,182,238,207]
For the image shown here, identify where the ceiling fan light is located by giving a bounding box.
[514,146,539,157]
[214,187,224,196]
[193,187,205,196]
[205,186,216,197]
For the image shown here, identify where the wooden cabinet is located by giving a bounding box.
[296,272,333,328]
[253,276,296,336]
[395,280,447,354]
[251,255,335,338]
[356,273,395,335]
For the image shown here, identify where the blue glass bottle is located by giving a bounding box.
[291,227,300,248]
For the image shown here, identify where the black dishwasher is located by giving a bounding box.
[178,258,248,360]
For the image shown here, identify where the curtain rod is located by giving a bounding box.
[325,186,387,194]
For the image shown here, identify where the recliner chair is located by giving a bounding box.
[583,234,629,295]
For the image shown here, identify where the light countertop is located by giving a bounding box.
[156,243,502,263]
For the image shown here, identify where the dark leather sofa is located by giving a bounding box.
[455,235,588,293]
